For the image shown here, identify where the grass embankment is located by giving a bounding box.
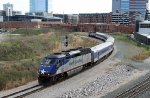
[0,30,99,90]
[114,34,150,61]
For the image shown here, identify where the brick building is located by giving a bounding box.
[0,22,135,33]
[78,23,135,33]
[79,13,112,23]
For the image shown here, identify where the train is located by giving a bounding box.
[38,32,115,84]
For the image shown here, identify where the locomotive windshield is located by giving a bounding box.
[41,58,57,66]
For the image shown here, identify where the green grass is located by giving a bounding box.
[114,34,150,51]
[114,34,150,61]
[114,34,137,45]
[11,29,47,36]
[0,40,34,61]
[0,58,40,90]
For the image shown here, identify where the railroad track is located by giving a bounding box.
[1,84,44,98]
[115,76,150,98]
[0,50,114,98]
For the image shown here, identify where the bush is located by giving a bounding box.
[11,29,47,36]
[0,41,34,61]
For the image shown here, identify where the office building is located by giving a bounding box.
[129,0,148,18]
[120,0,129,13]
[112,0,121,13]
[30,0,52,13]
[112,0,130,14]
[112,0,148,17]
[3,3,13,16]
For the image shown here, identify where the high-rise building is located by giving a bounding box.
[112,0,148,15]
[3,3,13,16]
[129,0,148,18]
[112,0,121,13]
[30,0,52,13]
[120,0,129,13]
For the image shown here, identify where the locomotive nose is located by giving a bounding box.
[39,64,57,75]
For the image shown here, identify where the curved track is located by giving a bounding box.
[1,32,115,98]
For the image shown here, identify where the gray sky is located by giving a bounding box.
[0,0,112,14]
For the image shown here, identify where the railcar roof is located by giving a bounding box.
[45,47,91,59]
[91,42,112,52]
[45,53,66,58]
[69,50,80,55]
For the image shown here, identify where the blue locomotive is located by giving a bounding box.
[38,32,114,84]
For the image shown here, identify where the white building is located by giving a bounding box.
[139,20,150,34]
[3,3,13,16]
[0,16,3,22]
[134,20,150,45]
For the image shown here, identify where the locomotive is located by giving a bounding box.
[38,32,115,84]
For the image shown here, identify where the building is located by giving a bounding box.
[112,12,129,24]
[120,0,129,13]
[138,20,150,34]
[0,3,22,17]
[53,14,79,24]
[30,0,52,13]
[0,21,135,33]
[112,0,148,19]
[78,23,135,33]
[2,15,62,23]
[79,13,112,24]
[0,10,6,16]
[3,3,13,16]
[12,11,22,15]
[26,12,53,17]
[112,0,121,13]
[67,14,79,24]
[129,0,148,18]
[112,0,130,14]
[134,20,150,45]
[0,16,3,22]
[53,14,68,23]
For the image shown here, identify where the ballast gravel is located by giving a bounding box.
[57,65,141,98]
[24,58,146,98]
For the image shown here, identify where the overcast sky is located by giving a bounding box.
[0,0,112,14]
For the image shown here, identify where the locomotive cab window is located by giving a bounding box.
[42,58,57,66]
[56,59,63,68]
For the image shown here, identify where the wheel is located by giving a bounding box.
[38,76,45,85]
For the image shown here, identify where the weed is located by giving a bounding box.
[114,34,150,61]
[0,31,99,91]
